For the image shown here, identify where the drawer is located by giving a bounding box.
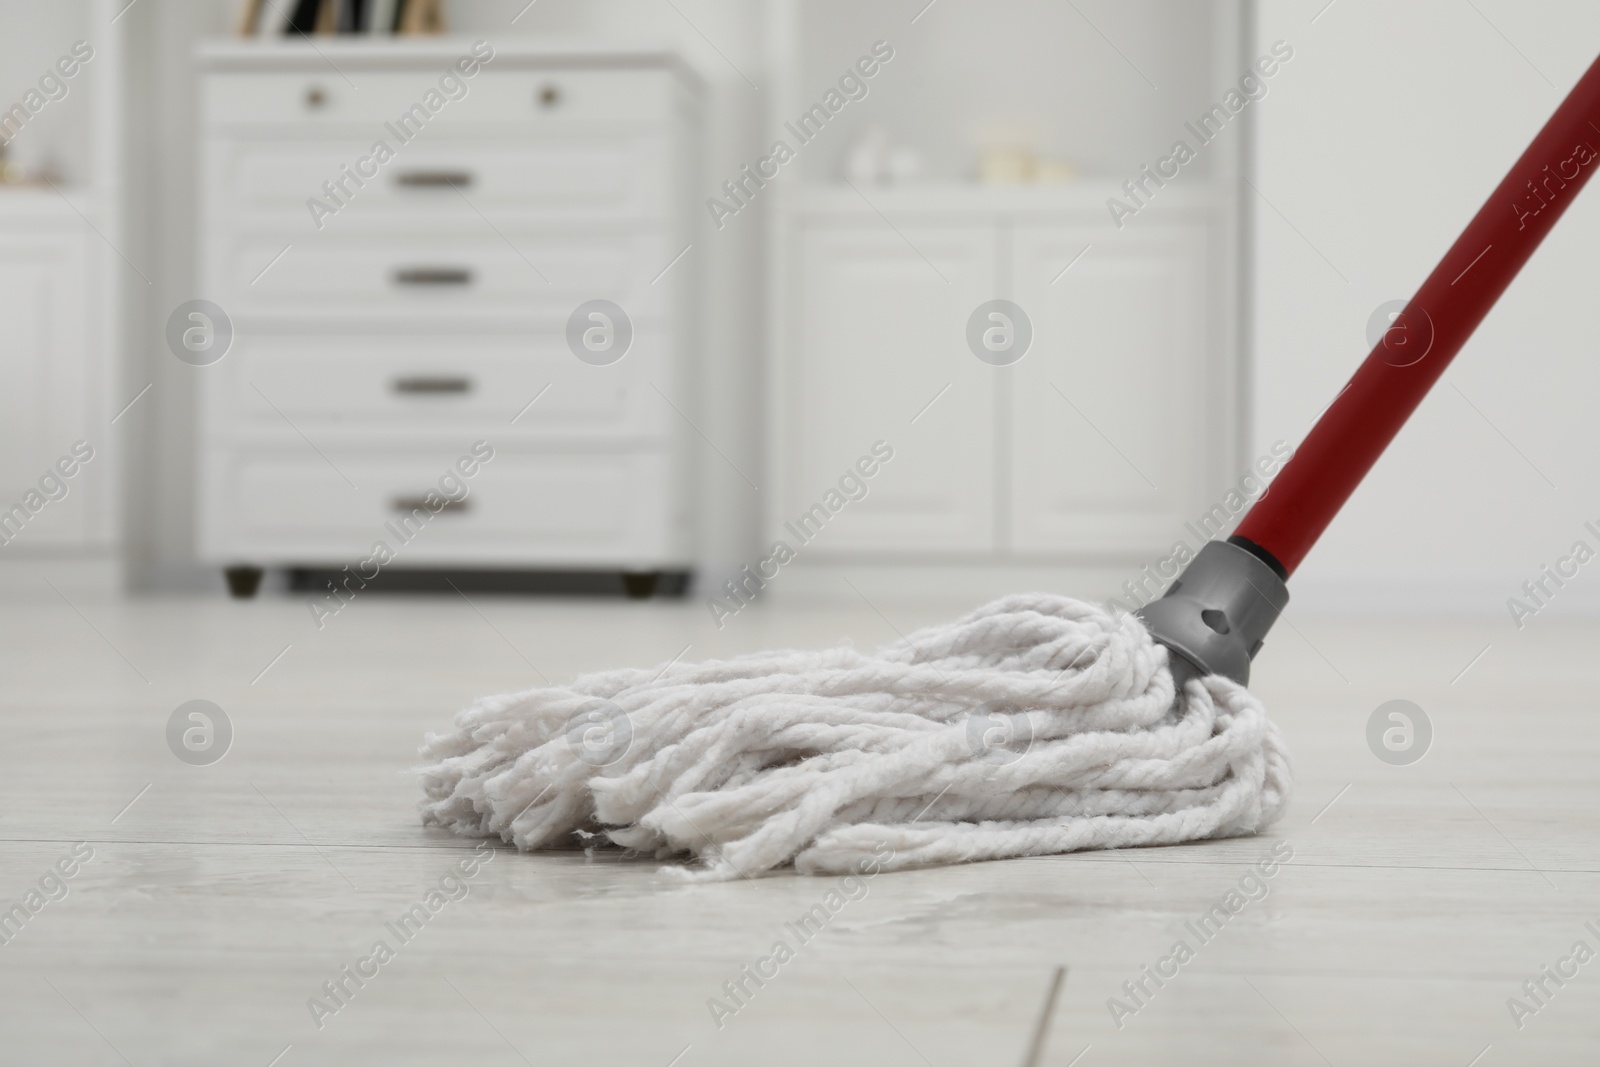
[214,228,669,318]
[207,332,670,441]
[207,135,669,221]
[203,67,678,128]
[198,449,686,566]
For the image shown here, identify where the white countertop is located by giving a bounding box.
[197,35,704,89]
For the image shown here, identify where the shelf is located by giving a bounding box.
[0,185,99,222]
[196,35,704,88]
[784,180,1222,219]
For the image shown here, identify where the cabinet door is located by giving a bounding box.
[0,232,95,548]
[783,223,995,554]
[1010,224,1210,556]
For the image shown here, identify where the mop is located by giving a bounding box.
[419,53,1600,880]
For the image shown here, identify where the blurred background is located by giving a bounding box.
[7,4,1600,1062]
[1,0,1598,622]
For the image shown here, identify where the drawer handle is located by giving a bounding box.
[537,83,562,108]
[392,376,473,395]
[395,170,474,189]
[393,267,473,286]
[305,85,327,109]
[392,496,471,515]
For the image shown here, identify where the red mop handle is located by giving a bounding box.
[1233,51,1600,577]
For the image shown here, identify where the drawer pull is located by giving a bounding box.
[392,496,471,515]
[537,83,562,108]
[392,376,473,395]
[395,170,474,189]
[393,267,473,286]
[305,85,327,109]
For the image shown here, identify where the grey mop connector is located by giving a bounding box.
[1134,538,1290,687]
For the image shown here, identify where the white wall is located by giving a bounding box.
[120,0,766,594]
[1254,0,1600,617]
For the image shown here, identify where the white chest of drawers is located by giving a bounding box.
[194,40,701,591]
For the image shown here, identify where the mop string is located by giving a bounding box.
[419,595,1289,880]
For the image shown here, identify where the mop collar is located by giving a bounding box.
[418,594,1290,881]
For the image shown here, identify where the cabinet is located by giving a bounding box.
[0,0,124,583]
[778,197,1218,563]
[765,0,1246,591]
[194,42,702,585]
[0,226,98,548]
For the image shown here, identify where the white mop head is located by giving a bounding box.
[417,594,1290,881]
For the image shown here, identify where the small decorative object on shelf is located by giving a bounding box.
[843,127,925,186]
[240,0,441,36]
[283,0,321,34]
[1033,158,1077,183]
[396,0,447,36]
[313,0,338,34]
[977,145,1035,184]
[976,145,1076,185]
[369,0,397,31]
[338,0,368,33]
[0,143,63,188]
[235,0,266,36]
